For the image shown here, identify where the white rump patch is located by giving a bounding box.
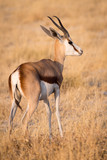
[11,70,24,97]
[11,71,19,93]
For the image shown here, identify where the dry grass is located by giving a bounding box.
[0,0,107,159]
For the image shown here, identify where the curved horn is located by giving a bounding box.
[48,16,70,38]
[53,16,70,37]
[48,16,62,31]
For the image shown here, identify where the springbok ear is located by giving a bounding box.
[40,25,53,38]
[49,27,62,40]
[40,25,62,40]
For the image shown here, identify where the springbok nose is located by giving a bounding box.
[80,49,83,55]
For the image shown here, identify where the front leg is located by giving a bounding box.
[44,99,52,139]
[54,86,63,137]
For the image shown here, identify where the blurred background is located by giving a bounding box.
[0,0,107,159]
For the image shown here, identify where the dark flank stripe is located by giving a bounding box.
[18,59,63,87]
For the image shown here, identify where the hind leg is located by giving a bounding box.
[21,81,41,137]
[9,87,22,134]
[21,95,40,137]
[9,100,17,134]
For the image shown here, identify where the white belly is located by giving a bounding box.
[39,81,59,100]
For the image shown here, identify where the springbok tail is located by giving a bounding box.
[14,84,23,111]
[14,95,23,111]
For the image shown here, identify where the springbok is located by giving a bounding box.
[8,16,83,138]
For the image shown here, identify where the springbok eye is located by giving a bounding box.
[68,41,73,45]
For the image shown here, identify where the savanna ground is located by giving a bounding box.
[0,0,107,159]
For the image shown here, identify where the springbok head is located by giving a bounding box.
[40,16,83,56]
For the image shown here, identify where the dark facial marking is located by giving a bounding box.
[68,40,79,53]
[68,41,73,45]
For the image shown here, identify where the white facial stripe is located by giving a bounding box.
[64,39,74,56]
[64,39,82,56]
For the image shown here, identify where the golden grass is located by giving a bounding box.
[0,0,107,159]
